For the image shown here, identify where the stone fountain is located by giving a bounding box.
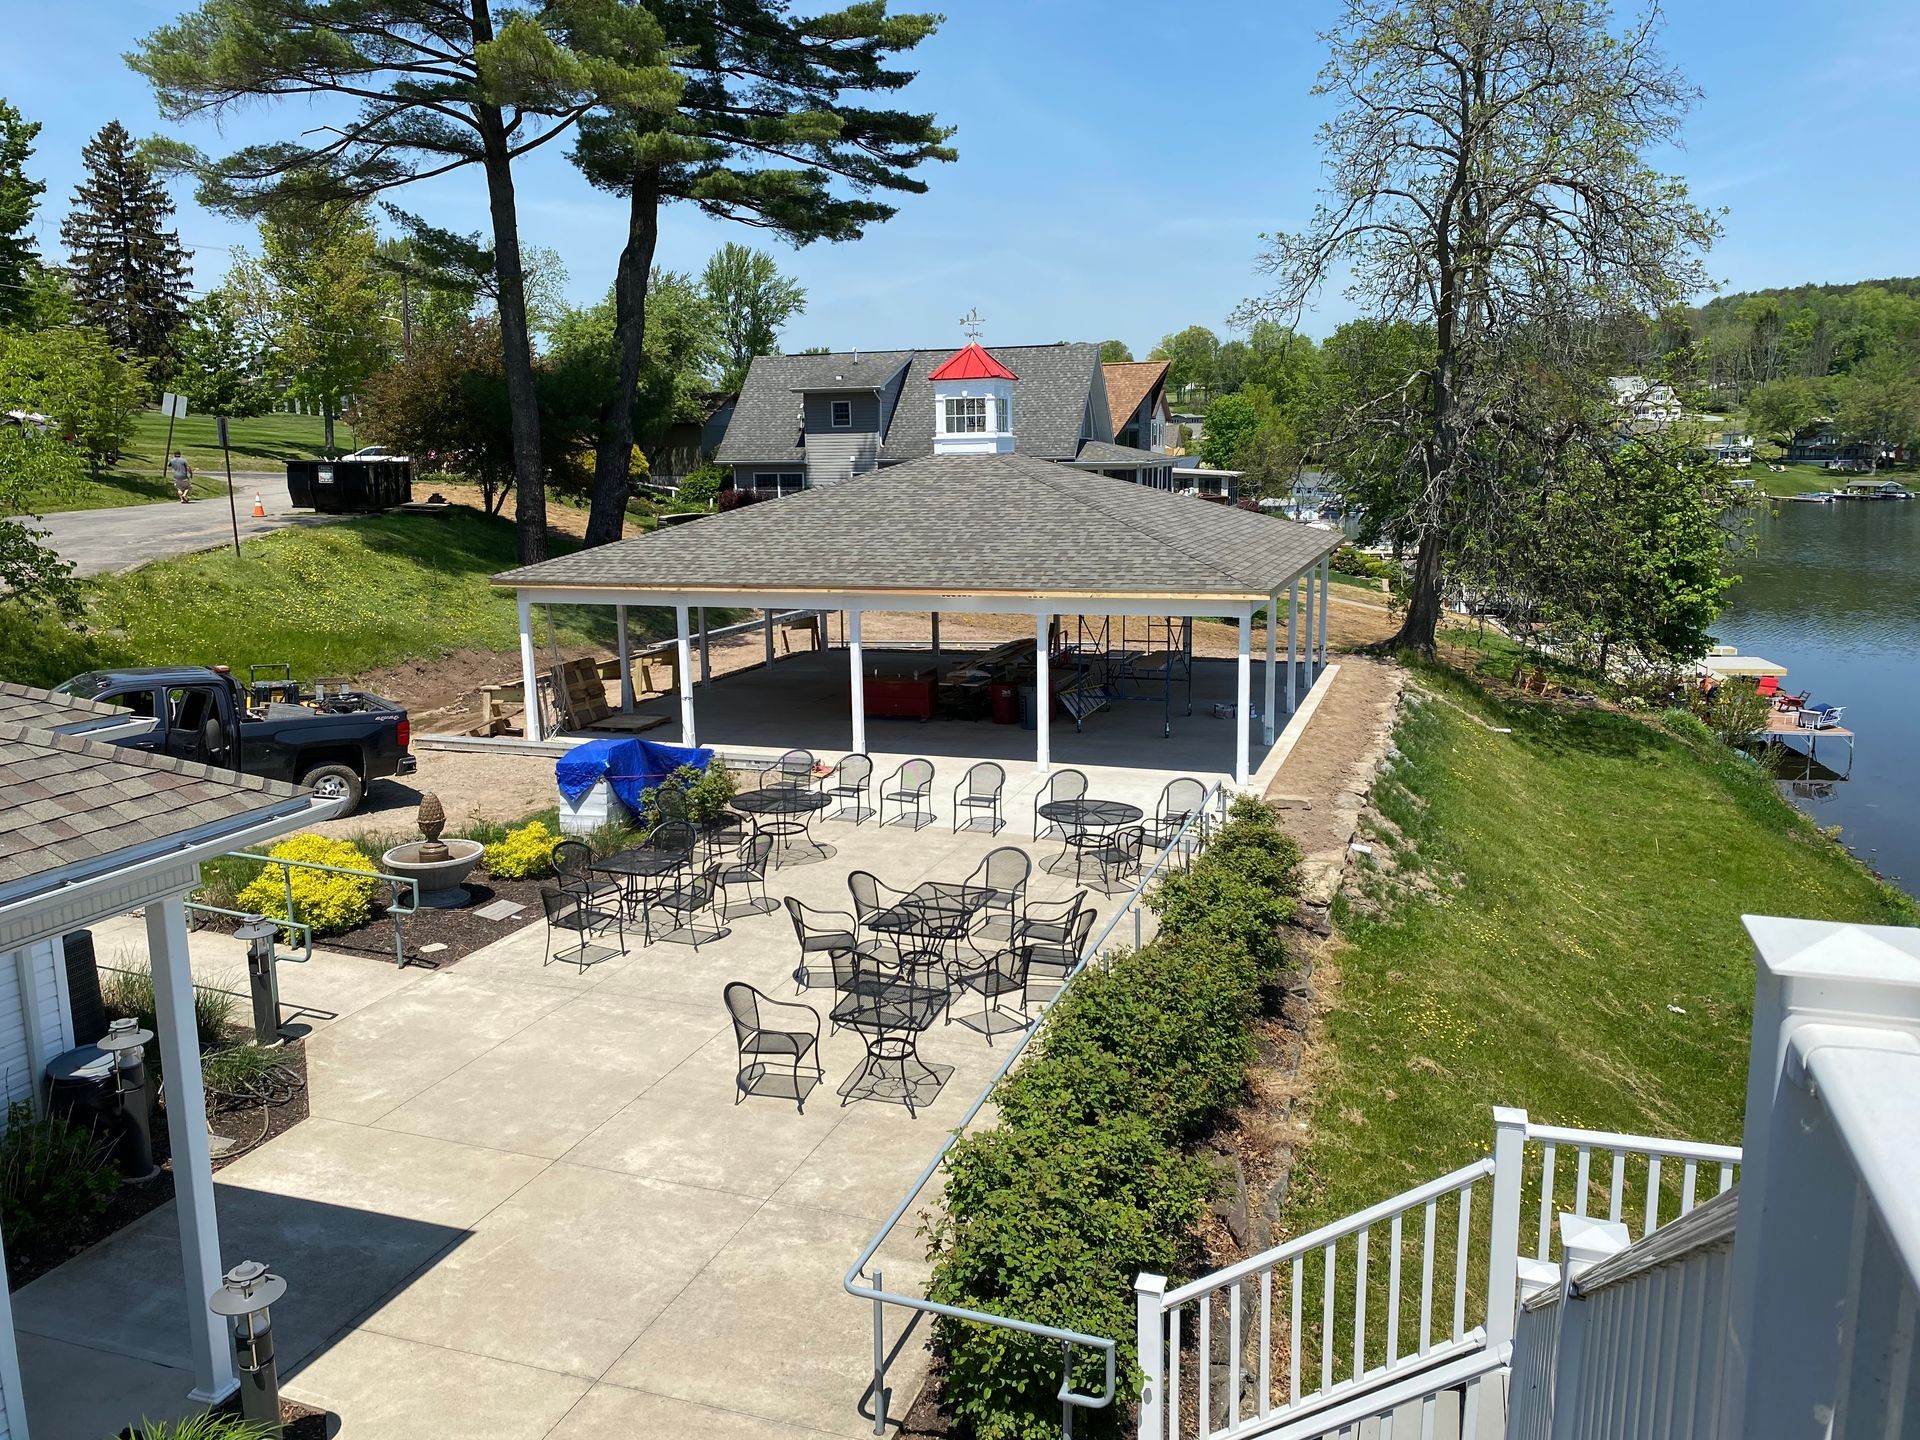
[381,794,484,908]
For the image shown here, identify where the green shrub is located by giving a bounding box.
[1332,542,1399,581]
[638,761,738,826]
[675,465,725,509]
[235,833,379,937]
[100,965,235,1051]
[0,1101,119,1254]
[483,819,560,879]
[202,1044,299,1113]
[1151,796,1301,980]
[130,1416,277,1440]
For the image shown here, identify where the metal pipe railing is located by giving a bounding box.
[842,782,1231,1436]
[218,851,422,968]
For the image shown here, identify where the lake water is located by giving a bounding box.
[1711,497,1920,898]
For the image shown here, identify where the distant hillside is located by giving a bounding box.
[1679,276,1920,404]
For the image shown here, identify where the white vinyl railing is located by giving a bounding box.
[1137,1111,1740,1440]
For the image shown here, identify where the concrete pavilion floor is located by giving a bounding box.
[560,647,1317,785]
[15,807,1171,1440]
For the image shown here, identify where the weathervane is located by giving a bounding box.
[959,307,985,342]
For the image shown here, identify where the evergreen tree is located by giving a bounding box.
[60,121,191,369]
[0,99,46,329]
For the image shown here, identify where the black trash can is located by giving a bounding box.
[43,1044,116,1131]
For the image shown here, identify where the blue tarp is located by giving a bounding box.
[555,737,713,812]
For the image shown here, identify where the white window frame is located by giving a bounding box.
[751,471,806,497]
[829,399,853,429]
[943,396,988,434]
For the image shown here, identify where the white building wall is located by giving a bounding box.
[0,940,70,1118]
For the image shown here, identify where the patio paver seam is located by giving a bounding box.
[559,1376,865,1440]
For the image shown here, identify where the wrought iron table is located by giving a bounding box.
[730,783,832,865]
[592,844,690,927]
[1037,797,1145,881]
[832,974,951,1117]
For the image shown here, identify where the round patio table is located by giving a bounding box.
[592,845,689,924]
[1037,797,1144,831]
[730,783,831,865]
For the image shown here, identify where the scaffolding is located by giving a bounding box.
[1060,615,1195,737]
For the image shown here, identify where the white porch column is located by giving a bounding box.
[1235,610,1252,786]
[615,605,634,712]
[1034,613,1051,773]
[517,594,543,743]
[1262,590,1278,745]
[930,612,941,665]
[1318,557,1331,665]
[848,609,867,755]
[763,608,776,669]
[697,606,711,687]
[674,603,696,745]
[148,896,237,1403]
[1287,577,1300,713]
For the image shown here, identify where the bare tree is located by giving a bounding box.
[1242,0,1718,652]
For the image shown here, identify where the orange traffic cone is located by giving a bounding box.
[251,494,266,518]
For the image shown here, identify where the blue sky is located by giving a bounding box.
[7,1,1920,355]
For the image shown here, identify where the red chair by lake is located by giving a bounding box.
[1755,675,1781,701]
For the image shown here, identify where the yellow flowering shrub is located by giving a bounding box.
[235,834,380,936]
[483,820,560,879]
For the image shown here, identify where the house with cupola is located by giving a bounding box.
[713,340,1177,496]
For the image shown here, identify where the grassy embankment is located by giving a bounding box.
[1279,658,1916,1241]
[0,505,645,688]
[17,411,354,513]
[1752,461,1847,498]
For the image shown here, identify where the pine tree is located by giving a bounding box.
[0,99,46,329]
[60,120,191,370]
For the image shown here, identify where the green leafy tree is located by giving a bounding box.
[548,268,722,456]
[558,0,953,547]
[1240,0,1717,653]
[355,319,517,513]
[1150,325,1219,402]
[1743,375,1823,446]
[130,1,675,565]
[0,100,46,329]
[228,201,392,453]
[171,292,276,419]
[701,243,806,391]
[1098,339,1134,364]
[60,121,191,372]
[1830,356,1920,465]
[0,325,149,466]
[1201,390,1262,469]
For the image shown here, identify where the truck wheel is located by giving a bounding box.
[301,763,364,814]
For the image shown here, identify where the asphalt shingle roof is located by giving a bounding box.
[714,343,1105,465]
[497,453,1339,601]
[0,694,312,900]
[0,683,123,731]
[1074,440,1172,467]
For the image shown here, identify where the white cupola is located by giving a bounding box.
[929,342,1017,455]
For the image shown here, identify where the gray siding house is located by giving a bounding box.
[714,342,1175,495]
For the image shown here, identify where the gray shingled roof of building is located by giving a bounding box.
[714,343,1104,466]
[0,717,312,898]
[496,453,1339,600]
[0,682,123,731]
[1073,439,1172,467]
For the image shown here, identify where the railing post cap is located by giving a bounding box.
[1516,1257,1562,1301]
[1134,1272,1168,1296]
[1558,1213,1631,1271]
[1492,1105,1529,1129]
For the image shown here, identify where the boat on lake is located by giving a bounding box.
[1788,490,1836,503]
[1836,478,1913,501]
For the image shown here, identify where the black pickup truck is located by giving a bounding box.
[52,665,415,814]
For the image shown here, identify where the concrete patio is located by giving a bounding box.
[16,794,1187,1439]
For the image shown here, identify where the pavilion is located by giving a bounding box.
[496,453,1342,786]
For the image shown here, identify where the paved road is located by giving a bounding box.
[31,474,346,578]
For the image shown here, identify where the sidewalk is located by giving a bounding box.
[32,476,344,577]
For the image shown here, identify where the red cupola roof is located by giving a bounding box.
[927,342,1017,382]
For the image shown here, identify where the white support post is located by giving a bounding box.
[674,603,696,745]
[1034,613,1051,773]
[1287,577,1300,713]
[698,606,711,687]
[848,609,867,755]
[1135,1273,1169,1440]
[1318,557,1330,664]
[1235,610,1252,786]
[1485,1105,1530,1358]
[930,611,941,664]
[148,896,237,1403]
[763,608,776,669]
[1263,590,1278,745]
[517,594,543,743]
[615,605,634,712]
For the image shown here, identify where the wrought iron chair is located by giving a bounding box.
[1083,825,1146,893]
[539,885,624,971]
[1017,894,1096,996]
[1032,768,1089,839]
[822,753,874,823]
[879,758,936,829]
[714,832,775,919]
[965,846,1032,942]
[1142,777,1210,853]
[652,784,692,824]
[552,838,620,909]
[846,869,911,930]
[948,945,1034,1042]
[702,811,753,859]
[952,761,1006,834]
[777,748,818,787]
[723,982,823,1114]
[784,896,858,992]
[647,862,725,947]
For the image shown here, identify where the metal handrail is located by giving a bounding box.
[183,902,314,965]
[218,851,422,968]
[843,782,1231,1436]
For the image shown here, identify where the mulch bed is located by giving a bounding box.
[6,1038,310,1293]
[121,1396,332,1438]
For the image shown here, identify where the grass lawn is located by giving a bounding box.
[1753,462,1841,497]
[1279,660,1916,1242]
[0,506,657,689]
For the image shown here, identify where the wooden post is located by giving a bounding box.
[149,896,238,1402]
[1034,613,1051,773]
[1287,577,1300,713]
[675,604,696,745]
[1235,610,1252,786]
[517,595,543,743]
[616,605,634,712]
[849,609,867,756]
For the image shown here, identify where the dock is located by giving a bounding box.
[1753,707,1854,775]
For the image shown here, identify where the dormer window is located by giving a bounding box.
[943,396,988,434]
[830,399,853,428]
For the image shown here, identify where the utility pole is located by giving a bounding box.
[218,416,240,557]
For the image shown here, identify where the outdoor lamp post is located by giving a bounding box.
[97,1016,159,1182]
[211,1259,287,1435]
[236,917,283,1045]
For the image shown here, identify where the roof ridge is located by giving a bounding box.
[1013,461,1253,590]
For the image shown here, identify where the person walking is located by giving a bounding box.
[167,451,193,503]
